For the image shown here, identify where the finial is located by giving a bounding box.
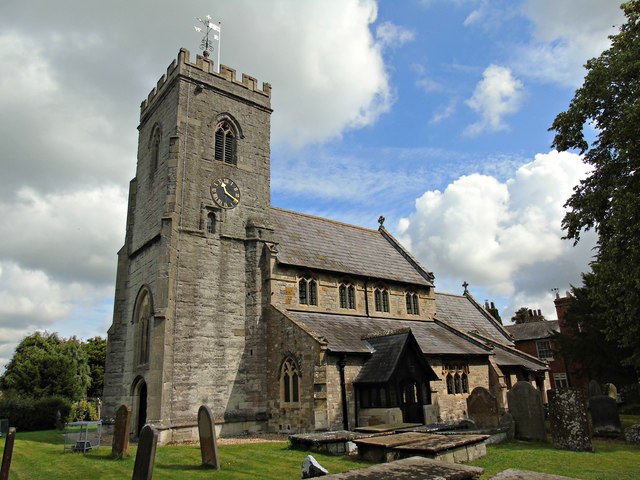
[378,215,385,227]
[551,287,559,299]
[194,15,221,70]
[462,281,469,293]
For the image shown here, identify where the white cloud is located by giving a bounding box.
[376,21,415,48]
[431,100,457,124]
[465,65,524,137]
[398,150,597,300]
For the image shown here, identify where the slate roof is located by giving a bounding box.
[284,310,491,356]
[504,320,560,341]
[270,207,433,286]
[435,292,513,346]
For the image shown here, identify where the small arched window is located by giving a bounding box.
[339,283,356,309]
[446,374,454,395]
[406,291,419,315]
[281,357,300,404]
[214,121,236,164]
[298,277,318,306]
[206,212,216,234]
[374,287,389,312]
[150,124,161,174]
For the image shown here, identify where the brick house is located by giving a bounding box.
[102,49,548,444]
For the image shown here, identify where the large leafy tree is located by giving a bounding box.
[550,1,640,370]
[82,336,107,398]
[0,332,91,401]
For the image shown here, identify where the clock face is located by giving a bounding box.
[210,177,241,209]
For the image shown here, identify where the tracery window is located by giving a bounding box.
[443,363,469,395]
[298,277,318,306]
[214,121,236,164]
[339,283,356,309]
[374,287,390,313]
[406,291,419,315]
[281,357,300,404]
[133,288,153,366]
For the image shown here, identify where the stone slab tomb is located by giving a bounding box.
[467,386,500,428]
[589,395,621,435]
[548,389,592,452]
[507,382,546,441]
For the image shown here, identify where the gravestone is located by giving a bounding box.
[112,404,131,459]
[0,427,16,480]
[548,388,592,451]
[302,455,329,478]
[198,405,220,469]
[624,424,640,444]
[467,386,500,428]
[587,380,601,398]
[507,381,546,441]
[499,412,515,440]
[602,383,617,401]
[132,425,158,480]
[589,395,621,435]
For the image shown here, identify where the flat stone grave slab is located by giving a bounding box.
[490,468,580,479]
[393,434,489,463]
[322,456,484,479]
[354,422,422,434]
[354,432,428,462]
[290,430,377,454]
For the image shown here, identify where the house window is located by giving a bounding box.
[339,283,356,309]
[443,364,469,394]
[214,121,236,164]
[374,288,390,312]
[553,373,569,389]
[298,277,317,306]
[206,212,216,234]
[406,292,419,315]
[281,357,300,404]
[536,340,554,360]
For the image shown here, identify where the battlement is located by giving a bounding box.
[140,48,271,118]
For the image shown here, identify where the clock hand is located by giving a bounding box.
[221,183,239,202]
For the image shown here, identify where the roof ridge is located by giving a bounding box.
[471,331,548,368]
[270,206,379,234]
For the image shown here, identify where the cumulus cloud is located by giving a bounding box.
[464,65,524,137]
[397,150,597,304]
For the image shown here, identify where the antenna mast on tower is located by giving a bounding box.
[194,14,221,73]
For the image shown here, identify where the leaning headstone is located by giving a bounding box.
[602,383,617,401]
[548,388,592,451]
[112,404,132,459]
[302,455,328,478]
[624,424,640,444]
[132,425,158,480]
[507,381,546,441]
[589,395,621,435]
[587,379,601,398]
[499,412,515,440]
[467,386,500,428]
[0,427,16,480]
[198,405,219,469]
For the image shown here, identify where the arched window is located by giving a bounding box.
[133,288,154,366]
[461,373,469,394]
[454,373,462,394]
[446,374,454,394]
[281,357,300,404]
[298,277,318,306]
[150,124,161,174]
[443,363,470,395]
[206,212,216,234]
[214,121,236,164]
[406,291,419,315]
[374,287,389,312]
[339,283,356,309]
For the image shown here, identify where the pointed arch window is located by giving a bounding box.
[133,288,154,366]
[443,363,469,395]
[150,124,162,174]
[281,357,300,404]
[298,277,318,306]
[214,121,236,165]
[406,291,419,315]
[374,287,390,312]
[339,283,356,309]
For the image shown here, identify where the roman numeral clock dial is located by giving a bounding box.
[210,177,241,209]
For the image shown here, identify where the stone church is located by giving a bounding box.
[103,48,549,444]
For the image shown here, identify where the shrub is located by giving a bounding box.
[68,399,98,422]
[0,395,71,431]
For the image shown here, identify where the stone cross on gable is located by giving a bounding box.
[462,281,469,293]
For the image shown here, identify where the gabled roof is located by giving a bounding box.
[435,292,513,346]
[270,207,433,287]
[355,330,438,384]
[469,331,548,372]
[504,320,560,341]
[283,310,492,356]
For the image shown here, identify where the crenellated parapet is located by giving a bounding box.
[140,48,271,118]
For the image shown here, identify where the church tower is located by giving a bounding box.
[103,48,273,443]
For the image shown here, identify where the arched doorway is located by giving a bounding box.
[131,377,147,438]
[400,379,425,424]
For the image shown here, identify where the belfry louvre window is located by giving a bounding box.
[281,357,300,404]
[214,121,236,164]
[298,278,318,306]
[406,292,419,315]
[374,288,390,312]
[339,283,356,309]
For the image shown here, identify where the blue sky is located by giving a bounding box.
[0,0,624,369]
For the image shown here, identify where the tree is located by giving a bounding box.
[82,336,107,398]
[511,307,530,324]
[0,332,91,401]
[550,1,640,370]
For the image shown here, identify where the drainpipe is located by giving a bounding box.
[364,279,370,317]
[338,355,349,431]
